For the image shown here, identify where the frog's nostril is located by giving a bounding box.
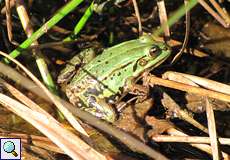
[138,58,148,66]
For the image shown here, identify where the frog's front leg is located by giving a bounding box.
[124,77,149,97]
[117,76,150,112]
[57,48,96,84]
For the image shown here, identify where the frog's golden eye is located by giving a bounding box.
[149,46,160,57]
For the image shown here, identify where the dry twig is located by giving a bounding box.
[171,0,190,63]
[163,72,230,95]
[132,0,142,35]
[198,0,229,28]
[147,75,230,103]
[146,117,229,159]
[152,135,230,145]
[161,92,208,133]
[206,99,220,160]
[157,0,170,40]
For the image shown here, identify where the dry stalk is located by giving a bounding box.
[157,0,170,40]
[152,135,230,145]
[132,0,142,35]
[206,99,220,160]
[147,75,230,103]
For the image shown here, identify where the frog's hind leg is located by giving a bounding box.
[87,96,117,123]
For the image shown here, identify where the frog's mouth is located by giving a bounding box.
[132,52,170,82]
[151,53,170,69]
[144,49,171,71]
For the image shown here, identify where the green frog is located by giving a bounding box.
[58,35,171,122]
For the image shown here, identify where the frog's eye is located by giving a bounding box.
[149,46,161,57]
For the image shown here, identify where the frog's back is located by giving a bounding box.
[70,36,155,81]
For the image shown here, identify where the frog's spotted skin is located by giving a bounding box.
[57,48,95,84]
[58,35,171,122]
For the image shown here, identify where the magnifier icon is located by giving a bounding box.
[3,141,18,157]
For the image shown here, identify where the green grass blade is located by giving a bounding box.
[64,1,94,41]
[153,0,198,36]
[4,0,84,63]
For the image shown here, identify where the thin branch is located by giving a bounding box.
[157,0,170,41]
[171,0,190,64]
[132,0,142,35]
[147,75,230,103]
[206,99,220,160]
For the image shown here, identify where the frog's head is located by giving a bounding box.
[132,35,171,77]
[147,41,171,67]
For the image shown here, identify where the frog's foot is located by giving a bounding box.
[83,107,117,123]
